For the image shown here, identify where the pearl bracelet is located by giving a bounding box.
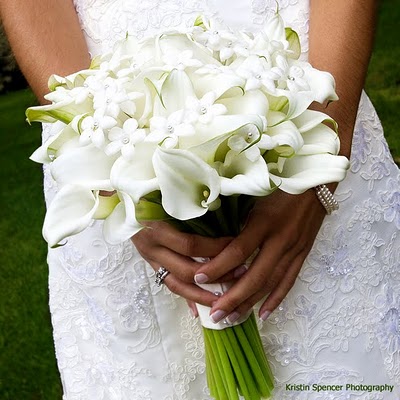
[315,184,339,215]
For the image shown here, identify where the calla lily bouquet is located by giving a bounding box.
[27,12,349,400]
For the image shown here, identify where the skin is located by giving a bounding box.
[2,0,378,321]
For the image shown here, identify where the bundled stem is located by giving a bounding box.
[203,312,274,400]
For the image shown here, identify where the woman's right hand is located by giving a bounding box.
[131,221,232,307]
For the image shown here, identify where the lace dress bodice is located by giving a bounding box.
[43,1,400,399]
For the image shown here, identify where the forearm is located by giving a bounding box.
[0,0,90,103]
[309,0,378,158]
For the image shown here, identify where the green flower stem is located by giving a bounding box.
[220,328,253,400]
[227,327,262,400]
[245,315,274,390]
[212,329,239,400]
[205,342,217,398]
[204,330,229,400]
[233,323,270,397]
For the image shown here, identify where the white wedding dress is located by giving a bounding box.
[43,0,400,399]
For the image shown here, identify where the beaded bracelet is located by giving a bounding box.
[315,184,339,215]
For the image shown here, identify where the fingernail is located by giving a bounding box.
[210,310,226,323]
[233,264,248,278]
[194,273,209,284]
[213,291,222,297]
[260,310,271,322]
[226,311,241,325]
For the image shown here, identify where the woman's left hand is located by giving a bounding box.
[193,188,328,324]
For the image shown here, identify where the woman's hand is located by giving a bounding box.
[193,189,327,324]
[131,221,233,307]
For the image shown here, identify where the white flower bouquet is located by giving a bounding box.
[27,12,349,400]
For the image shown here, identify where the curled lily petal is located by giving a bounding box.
[50,145,117,191]
[153,147,221,220]
[103,192,142,245]
[43,185,99,247]
[111,143,159,202]
[219,151,273,196]
[269,153,349,194]
[297,123,340,156]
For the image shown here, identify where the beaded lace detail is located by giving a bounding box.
[41,0,400,398]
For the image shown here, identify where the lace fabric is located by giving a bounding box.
[42,0,400,398]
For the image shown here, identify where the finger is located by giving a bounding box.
[206,238,286,322]
[142,221,233,257]
[152,246,204,283]
[259,252,306,320]
[194,217,266,284]
[186,300,199,318]
[208,238,302,323]
[149,261,218,307]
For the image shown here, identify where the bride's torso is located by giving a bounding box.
[72,0,310,56]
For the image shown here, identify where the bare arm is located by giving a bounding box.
[309,0,378,158]
[0,0,90,103]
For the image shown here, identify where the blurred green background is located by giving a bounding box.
[0,2,399,399]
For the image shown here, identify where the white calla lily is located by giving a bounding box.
[180,114,264,150]
[157,69,195,115]
[103,192,143,245]
[269,153,350,194]
[50,145,117,191]
[191,68,245,99]
[219,151,273,196]
[30,121,75,164]
[43,185,99,247]
[293,109,337,133]
[303,67,339,104]
[111,143,159,202]
[153,147,221,220]
[218,90,269,117]
[26,98,91,124]
[266,120,304,156]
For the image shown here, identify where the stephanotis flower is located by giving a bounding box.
[147,110,195,148]
[105,118,147,159]
[273,55,310,92]
[80,110,117,148]
[185,92,227,124]
[162,49,202,71]
[235,55,278,92]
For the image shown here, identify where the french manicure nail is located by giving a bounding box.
[194,273,209,284]
[210,310,226,323]
[260,310,271,322]
[226,311,241,325]
[233,264,248,278]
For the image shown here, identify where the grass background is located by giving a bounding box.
[0,2,399,398]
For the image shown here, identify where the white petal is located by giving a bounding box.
[103,192,142,245]
[292,109,337,134]
[43,185,99,247]
[110,143,159,202]
[50,145,116,190]
[218,90,269,116]
[303,66,339,104]
[220,151,272,196]
[161,69,195,113]
[269,153,350,194]
[181,114,264,150]
[297,123,340,156]
[153,147,221,220]
[267,120,304,155]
